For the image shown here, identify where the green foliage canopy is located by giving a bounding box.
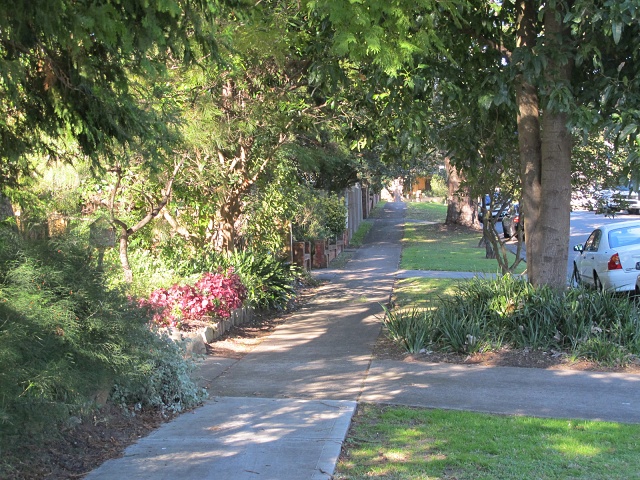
[0,0,218,189]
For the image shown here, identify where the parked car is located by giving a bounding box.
[501,203,521,239]
[612,187,640,215]
[593,188,621,216]
[593,186,640,215]
[478,197,512,224]
[572,220,640,292]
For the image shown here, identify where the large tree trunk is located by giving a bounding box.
[445,157,477,227]
[515,0,543,285]
[537,6,573,289]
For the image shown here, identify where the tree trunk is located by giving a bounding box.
[515,0,543,285]
[118,230,133,284]
[0,195,14,221]
[536,6,573,289]
[216,197,240,253]
[481,222,496,259]
[445,157,477,227]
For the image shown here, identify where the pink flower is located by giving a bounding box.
[140,271,247,328]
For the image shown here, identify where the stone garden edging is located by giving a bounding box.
[165,306,256,357]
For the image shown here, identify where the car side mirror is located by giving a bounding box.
[573,244,584,253]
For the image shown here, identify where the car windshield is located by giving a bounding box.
[607,226,640,248]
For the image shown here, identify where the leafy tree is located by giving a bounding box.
[573,136,631,193]
[107,156,185,283]
[307,0,640,288]
[0,0,217,190]
[163,3,315,252]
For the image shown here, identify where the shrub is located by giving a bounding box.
[387,274,640,365]
[0,229,206,445]
[141,270,247,328]
[425,173,448,197]
[171,246,297,311]
[214,250,297,310]
[433,297,493,353]
[382,306,435,353]
[292,189,347,241]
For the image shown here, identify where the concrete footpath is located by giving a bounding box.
[86,201,640,480]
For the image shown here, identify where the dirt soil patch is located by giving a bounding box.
[373,330,640,373]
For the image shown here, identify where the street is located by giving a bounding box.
[505,210,640,281]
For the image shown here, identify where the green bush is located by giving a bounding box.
[175,247,297,310]
[214,250,297,310]
[384,275,640,365]
[292,189,347,241]
[382,306,435,353]
[0,228,205,445]
[425,173,447,197]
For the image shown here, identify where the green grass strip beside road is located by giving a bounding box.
[335,405,640,480]
[393,278,459,309]
[401,202,525,274]
[402,223,498,272]
[405,201,448,222]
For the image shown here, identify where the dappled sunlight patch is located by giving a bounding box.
[382,449,409,462]
[552,439,603,457]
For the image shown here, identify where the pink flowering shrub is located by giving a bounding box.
[141,269,247,328]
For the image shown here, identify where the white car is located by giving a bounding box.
[573,220,640,292]
[613,187,640,215]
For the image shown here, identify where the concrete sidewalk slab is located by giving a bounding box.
[204,281,386,400]
[85,397,356,480]
[362,360,640,423]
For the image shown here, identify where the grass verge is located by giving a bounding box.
[393,277,459,309]
[401,223,525,274]
[350,220,373,248]
[405,201,447,222]
[335,405,640,480]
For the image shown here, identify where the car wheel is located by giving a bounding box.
[593,273,603,292]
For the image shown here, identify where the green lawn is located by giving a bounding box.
[401,223,526,274]
[405,201,448,222]
[392,277,459,309]
[335,405,640,480]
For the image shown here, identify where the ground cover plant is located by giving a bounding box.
[349,219,373,247]
[384,274,640,365]
[141,270,247,328]
[173,248,297,311]
[335,404,640,480]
